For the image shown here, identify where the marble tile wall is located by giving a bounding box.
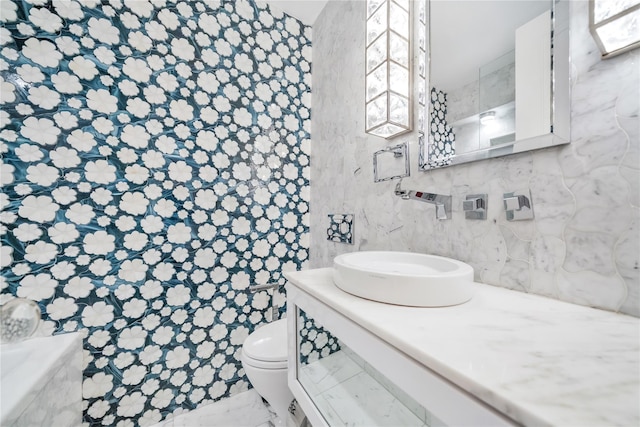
[0,0,311,425]
[310,1,640,317]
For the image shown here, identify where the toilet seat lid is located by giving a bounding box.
[242,318,288,363]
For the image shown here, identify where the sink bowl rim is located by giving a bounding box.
[332,251,475,307]
[333,251,474,278]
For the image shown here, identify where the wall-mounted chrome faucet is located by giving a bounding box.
[463,194,487,220]
[503,189,534,221]
[394,179,452,220]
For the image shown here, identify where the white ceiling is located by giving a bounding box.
[263,0,329,26]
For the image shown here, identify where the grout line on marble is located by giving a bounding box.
[498,219,535,243]
[610,216,636,312]
[557,157,576,299]
[612,74,637,169]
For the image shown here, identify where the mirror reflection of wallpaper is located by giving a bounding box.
[298,310,341,365]
[428,88,456,167]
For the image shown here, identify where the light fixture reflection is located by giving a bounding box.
[480,111,496,125]
[589,0,640,58]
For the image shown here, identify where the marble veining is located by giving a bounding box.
[311,1,640,317]
[299,349,362,398]
[150,389,278,427]
[286,268,640,427]
[0,332,82,427]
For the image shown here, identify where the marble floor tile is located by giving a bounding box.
[150,390,276,427]
[343,347,424,419]
[321,372,426,427]
[299,350,362,397]
[300,350,426,427]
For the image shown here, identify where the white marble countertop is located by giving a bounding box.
[284,268,640,427]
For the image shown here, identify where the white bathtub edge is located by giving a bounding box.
[0,332,83,425]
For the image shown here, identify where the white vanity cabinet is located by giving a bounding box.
[286,280,514,427]
[284,268,640,427]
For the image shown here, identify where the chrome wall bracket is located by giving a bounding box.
[249,282,283,322]
[503,190,534,221]
[374,142,410,183]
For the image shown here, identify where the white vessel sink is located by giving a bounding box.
[333,251,474,307]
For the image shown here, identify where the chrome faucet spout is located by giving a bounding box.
[435,203,448,220]
[393,179,451,220]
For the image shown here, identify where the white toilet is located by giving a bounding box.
[241,318,294,425]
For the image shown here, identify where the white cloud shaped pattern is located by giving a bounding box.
[1,1,312,426]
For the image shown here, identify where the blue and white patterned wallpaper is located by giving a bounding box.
[0,0,311,425]
[326,213,354,244]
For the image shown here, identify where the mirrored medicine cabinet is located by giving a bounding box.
[418,0,570,170]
